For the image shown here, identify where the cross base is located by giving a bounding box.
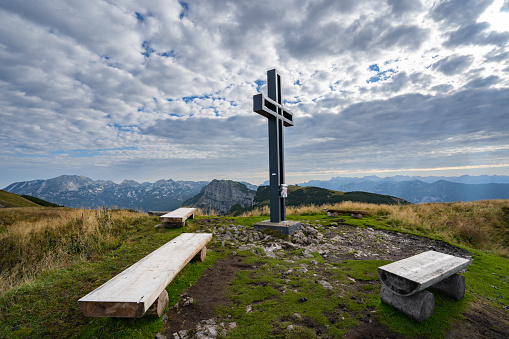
[253,220,302,236]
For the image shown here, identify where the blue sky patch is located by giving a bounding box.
[367,68,397,83]
[254,79,265,92]
[179,2,189,19]
[135,12,144,22]
[141,41,154,57]
[369,64,380,72]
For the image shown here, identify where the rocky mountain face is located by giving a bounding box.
[4,175,207,212]
[183,179,256,214]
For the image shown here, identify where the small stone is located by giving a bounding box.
[203,324,218,337]
[318,280,333,290]
[155,333,167,339]
[204,318,216,325]
[246,305,252,313]
[228,322,237,329]
[178,330,188,339]
[287,324,294,331]
[293,313,302,319]
[171,333,179,339]
[182,297,194,307]
[298,297,308,303]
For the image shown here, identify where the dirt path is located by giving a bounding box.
[161,220,509,338]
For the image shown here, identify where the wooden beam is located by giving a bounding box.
[78,233,212,317]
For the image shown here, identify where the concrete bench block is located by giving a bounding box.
[380,284,435,323]
[430,273,465,301]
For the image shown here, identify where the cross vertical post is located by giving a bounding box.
[253,69,301,235]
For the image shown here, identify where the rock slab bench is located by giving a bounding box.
[378,250,471,322]
[78,232,212,318]
[159,207,197,228]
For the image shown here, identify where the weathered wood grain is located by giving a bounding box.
[159,208,196,223]
[378,250,471,296]
[78,232,212,318]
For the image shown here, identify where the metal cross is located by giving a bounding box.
[253,69,294,223]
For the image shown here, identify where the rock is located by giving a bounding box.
[228,322,237,329]
[155,333,167,339]
[178,330,188,339]
[298,297,308,303]
[318,280,333,290]
[293,313,302,319]
[246,305,252,313]
[182,297,194,307]
[204,318,216,325]
[287,324,294,331]
[203,324,218,337]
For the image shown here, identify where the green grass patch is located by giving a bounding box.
[0,218,224,339]
[334,259,391,281]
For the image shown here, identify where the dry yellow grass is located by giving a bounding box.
[241,200,509,256]
[0,207,147,293]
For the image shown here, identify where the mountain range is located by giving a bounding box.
[298,176,509,203]
[4,174,509,210]
[4,175,207,211]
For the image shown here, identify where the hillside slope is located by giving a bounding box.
[253,185,409,208]
[0,190,40,208]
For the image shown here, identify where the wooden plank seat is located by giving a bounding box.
[78,232,212,318]
[324,209,369,219]
[159,207,197,228]
[378,251,471,322]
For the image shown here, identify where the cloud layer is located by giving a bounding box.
[0,0,508,187]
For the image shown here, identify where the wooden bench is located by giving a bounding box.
[324,209,369,219]
[378,251,471,322]
[78,232,212,318]
[159,207,197,228]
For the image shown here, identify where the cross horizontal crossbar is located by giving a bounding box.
[253,93,294,127]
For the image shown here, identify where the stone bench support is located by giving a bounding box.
[378,251,471,322]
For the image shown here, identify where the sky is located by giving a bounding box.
[1,0,509,188]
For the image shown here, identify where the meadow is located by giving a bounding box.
[0,200,507,338]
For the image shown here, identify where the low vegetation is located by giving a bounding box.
[0,199,507,338]
[0,207,146,292]
[242,200,509,257]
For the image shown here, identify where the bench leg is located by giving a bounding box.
[192,246,207,262]
[430,274,465,301]
[146,289,169,317]
[380,285,435,323]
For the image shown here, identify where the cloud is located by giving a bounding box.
[444,22,509,47]
[0,0,508,188]
[432,55,474,75]
[430,0,494,27]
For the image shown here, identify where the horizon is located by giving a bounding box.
[4,172,509,190]
[1,1,508,189]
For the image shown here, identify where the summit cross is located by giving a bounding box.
[253,69,294,223]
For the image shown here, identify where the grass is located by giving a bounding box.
[0,200,508,338]
[0,190,40,208]
[240,200,509,257]
[0,211,224,338]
